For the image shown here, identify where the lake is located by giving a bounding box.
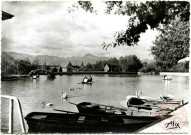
[1,74,189,133]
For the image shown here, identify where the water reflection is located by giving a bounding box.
[162,80,171,90]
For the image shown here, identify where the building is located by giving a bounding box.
[104,64,109,72]
[62,61,83,72]
[2,11,14,21]
[104,64,121,72]
[79,62,85,71]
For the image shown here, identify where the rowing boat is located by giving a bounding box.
[78,82,93,85]
[69,101,174,118]
[120,95,185,113]
[25,110,160,133]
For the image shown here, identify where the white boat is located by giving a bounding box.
[120,92,185,115]
[162,76,172,80]
[32,75,40,79]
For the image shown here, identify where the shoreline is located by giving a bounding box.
[160,72,189,76]
[55,72,138,75]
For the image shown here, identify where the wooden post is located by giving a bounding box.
[1,95,26,134]
[8,99,13,133]
[16,99,26,133]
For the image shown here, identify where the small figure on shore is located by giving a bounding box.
[164,74,167,79]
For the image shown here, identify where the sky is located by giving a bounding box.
[2,1,159,60]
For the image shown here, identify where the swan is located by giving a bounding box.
[136,91,142,98]
[41,102,53,108]
[61,92,68,99]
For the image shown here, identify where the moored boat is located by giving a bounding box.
[69,101,172,118]
[120,94,185,114]
[25,110,159,133]
[70,93,186,118]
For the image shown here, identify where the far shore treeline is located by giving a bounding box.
[1,53,189,75]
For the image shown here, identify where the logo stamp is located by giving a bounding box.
[157,103,187,130]
[158,103,187,130]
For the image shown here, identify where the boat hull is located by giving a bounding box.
[25,112,157,133]
[76,102,165,118]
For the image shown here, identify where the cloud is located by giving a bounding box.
[2,1,158,60]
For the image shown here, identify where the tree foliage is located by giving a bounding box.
[84,63,94,71]
[1,55,41,75]
[171,61,189,72]
[139,62,159,73]
[151,20,189,71]
[82,55,142,72]
[71,1,189,48]
[94,61,106,71]
[119,55,142,72]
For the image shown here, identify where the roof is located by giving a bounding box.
[2,11,14,21]
[178,57,190,63]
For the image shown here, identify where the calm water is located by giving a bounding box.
[1,74,189,133]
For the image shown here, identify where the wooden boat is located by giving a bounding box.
[71,92,186,117]
[162,78,172,81]
[47,74,56,80]
[69,101,174,118]
[25,110,160,133]
[80,76,93,84]
[80,81,93,84]
[162,76,172,80]
[120,95,185,113]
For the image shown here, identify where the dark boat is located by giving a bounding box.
[70,101,172,118]
[80,81,93,84]
[80,76,93,84]
[25,110,160,133]
[47,74,56,80]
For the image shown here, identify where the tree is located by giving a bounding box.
[51,67,58,72]
[17,59,32,74]
[31,60,41,71]
[107,57,119,66]
[119,55,142,72]
[151,19,189,71]
[71,1,189,48]
[1,54,17,74]
[94,61,106,71]
[171,61,189,72]
[84,63,94,71]
[139,62,159,73]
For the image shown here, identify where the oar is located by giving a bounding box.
[53,109,77,114]
[68,102,78,105]
[128,104,155,110]
[175,101,188,110]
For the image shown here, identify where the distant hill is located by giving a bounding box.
[2,52,109,66]
[141,59,154,63]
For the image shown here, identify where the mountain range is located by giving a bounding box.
[2,52,109,66]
